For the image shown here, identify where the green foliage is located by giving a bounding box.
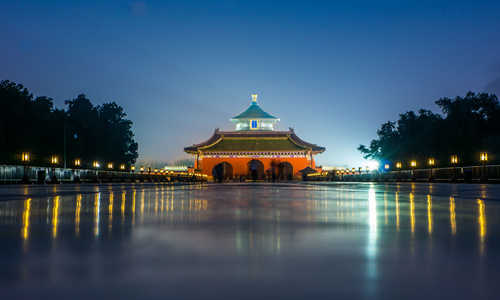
[174,158,195,166]
[359,92,499,166]
[0,79,138,167]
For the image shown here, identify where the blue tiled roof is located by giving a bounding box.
[231,102,278,120]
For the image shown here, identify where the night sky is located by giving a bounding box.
[2,0,500,168]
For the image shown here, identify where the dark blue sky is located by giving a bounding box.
[2,0,500,167]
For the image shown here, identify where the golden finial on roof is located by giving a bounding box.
[252,94,257,103]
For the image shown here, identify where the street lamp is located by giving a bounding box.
[51,155,59,184]
[21,152,30,184]
[107,163,114,182]
[428,158,435,182]
[140,166,144,182]
[451,155,458,183]
[396,162,402,181]
[147,167,152,182]
[480,151,488,183]
[410,160,416,182]
[74,158,81,183]
[120,164,125,170]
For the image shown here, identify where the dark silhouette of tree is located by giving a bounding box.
[359,92,499,167]
[0,79,138,167]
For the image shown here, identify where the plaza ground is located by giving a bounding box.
[1,182,499,299]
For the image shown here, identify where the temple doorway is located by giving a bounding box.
[247,159,264,181]
[278,162,293,180]
[212,162,233,181]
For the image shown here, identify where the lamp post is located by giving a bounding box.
[107,163,114,183]
[51,155,59,184]
[410,160,416,182]
[396,162,402,181]
[480,152,488,183]
[160,169,164,182]
[74,158,81,183]
[154,168,158,182]
[147,167,152,182]
[21,152,30,184]
[140,166,144,182]
[93,161,100,183]
[131,165,136,182]
[451,155,458,183]
[428,158,435,182]
[384,164,390,182]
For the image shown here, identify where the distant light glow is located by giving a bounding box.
[367,161,378,171]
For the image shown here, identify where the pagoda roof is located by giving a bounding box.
[184,128,325,154]
[230,101,278,121]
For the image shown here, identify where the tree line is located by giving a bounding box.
[0,80,138,168]
[358,91,500,168]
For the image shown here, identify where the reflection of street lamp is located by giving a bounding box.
[410,160,416,182]
[480,151,488,183]
[74,158,81,183]
[428,158,435,182]
[21,152,30,184]
[451,155,458,183]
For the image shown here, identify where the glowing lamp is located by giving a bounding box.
[384,164,390,170]
[120,164,125,170]
[74,158,81,167]
[411,160,416,168]
[93,161,99,168]
[22,152,30,162]
[140,166,144,172]
[429,158,435,166]
[51,155,58,165]
[396,162,401,169]
[451,155,457,164]
[480,152,488,162]
[107,163,113,170]
[131,166,136,172]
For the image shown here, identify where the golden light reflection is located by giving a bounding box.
[22,198,31,242]
[109,193,114,232]
[140,191,145,224]
[427,195,433,234]
[75,194,82,236]
[410,193,415,234]
[94,193,100,237]
[395,192,400,232]
[132,190,136,227]
[450,197,456,235]
[121,191,126,227]
[478,199,486,253]
[52,196,60,238]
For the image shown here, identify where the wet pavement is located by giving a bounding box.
[1,182,499,299]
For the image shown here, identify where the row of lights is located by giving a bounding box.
[21,152,133,171]
[335,152,489,175]
[390,152,487,170]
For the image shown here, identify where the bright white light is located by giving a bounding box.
[367,161,379,171]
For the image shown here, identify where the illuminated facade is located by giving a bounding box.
[184,95,325,180]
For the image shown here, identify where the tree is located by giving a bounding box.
[358,91,499,166]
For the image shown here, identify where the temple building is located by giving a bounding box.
[184,94,325,180]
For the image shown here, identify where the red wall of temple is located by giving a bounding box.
[198,156,316,179]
